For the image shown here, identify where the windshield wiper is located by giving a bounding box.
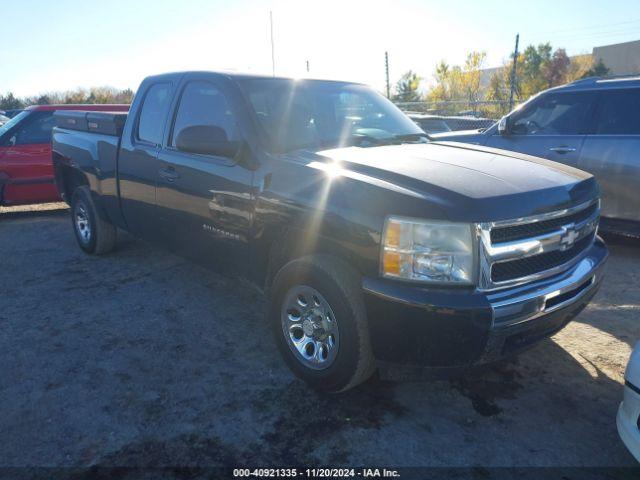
[391,133,430,143]
[279,132,430,153]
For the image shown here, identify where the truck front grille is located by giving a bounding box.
[490,202,598,244]
[491,234,594,283]
[478,199,600,290]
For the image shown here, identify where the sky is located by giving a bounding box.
[2,0,640,97]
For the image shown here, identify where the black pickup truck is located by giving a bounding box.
[52,71,608,392]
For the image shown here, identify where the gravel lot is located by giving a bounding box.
[0,204,638,474]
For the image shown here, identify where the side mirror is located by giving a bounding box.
[497,115,511,135]
[175,125,240,159]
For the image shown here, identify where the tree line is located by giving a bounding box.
[0,86,134,111]
[392,41,610,117]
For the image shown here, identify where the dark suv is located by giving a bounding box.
[433,76,640,236]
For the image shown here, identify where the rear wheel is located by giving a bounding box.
[269,255,376,392]
[71,187,116,255]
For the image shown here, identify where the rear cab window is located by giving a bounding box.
[136,83,173,145]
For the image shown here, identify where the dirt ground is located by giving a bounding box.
[0,204,638,474]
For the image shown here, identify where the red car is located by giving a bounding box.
[0,104,129,206]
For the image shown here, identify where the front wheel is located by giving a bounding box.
[268,255,376,392]
[71,186,117,255]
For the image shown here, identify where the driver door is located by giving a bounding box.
[156,76,254,275]
[486,91,597,168]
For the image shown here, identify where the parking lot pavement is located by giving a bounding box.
[0,206,638,470]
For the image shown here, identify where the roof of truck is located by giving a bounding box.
[25,104,129,112]
[144,70,365,86]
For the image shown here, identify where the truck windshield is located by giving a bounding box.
[238,78,426,153]
[0,110,32,137]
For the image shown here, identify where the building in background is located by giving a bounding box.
[593,39,640,75]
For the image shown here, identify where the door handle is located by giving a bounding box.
[159,167,180,182]
[549,146,577,154]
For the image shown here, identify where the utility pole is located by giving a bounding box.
[270,11,275,77]
[508,33,519,111]
[385,51,390,98]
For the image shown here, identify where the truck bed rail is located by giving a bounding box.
[54,110,128,137]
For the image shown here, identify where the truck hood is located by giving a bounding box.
[305,142,598,223]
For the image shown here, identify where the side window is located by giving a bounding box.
[594,89,640,135]
[247,88,317,150]
[8,112,55,145]
[137,83,173,145]
[171,80,238,147]
[511,92,596,135]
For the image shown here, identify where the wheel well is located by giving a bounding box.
[57,164,88,202]
[263,226,365,293]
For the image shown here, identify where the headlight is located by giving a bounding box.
[381,217,475,285]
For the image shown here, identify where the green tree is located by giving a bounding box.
[544,48,570,87]
[427,52,486,114]
[582,59,610,78]
[393,71,423,102]
[428,61,450,102]
[486,72,506,102]
[520,43,552,96]
[64,88,89,104]
[113,88,135,104]
[0,92,24,110]
[461,51,486,104]
[36,94,51,105]
[565,54,594,82]
[485,71,512,117]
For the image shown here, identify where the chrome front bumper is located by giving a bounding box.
[487,237,608,329]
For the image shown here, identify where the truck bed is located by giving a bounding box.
[52,111,128,225]
[54,111,128,137]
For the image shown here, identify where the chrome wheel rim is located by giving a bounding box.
[74,203,91,244]
[281,285,339,370]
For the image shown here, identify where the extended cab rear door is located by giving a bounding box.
[118,81,176,239]
[156,74,254,274]
[486,91,597,167]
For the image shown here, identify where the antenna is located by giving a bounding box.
[385,51,390,98]
[508,34,519,110]
[270,11,275,77]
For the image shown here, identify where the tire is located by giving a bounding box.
[70,186,116,255]
[268,254,376,392]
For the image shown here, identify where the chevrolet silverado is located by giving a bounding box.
[52,71,607,392]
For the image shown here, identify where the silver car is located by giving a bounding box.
[618,341,640,462]
[432,76,640,237]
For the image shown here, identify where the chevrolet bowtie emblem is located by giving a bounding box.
[559,226,580,250]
